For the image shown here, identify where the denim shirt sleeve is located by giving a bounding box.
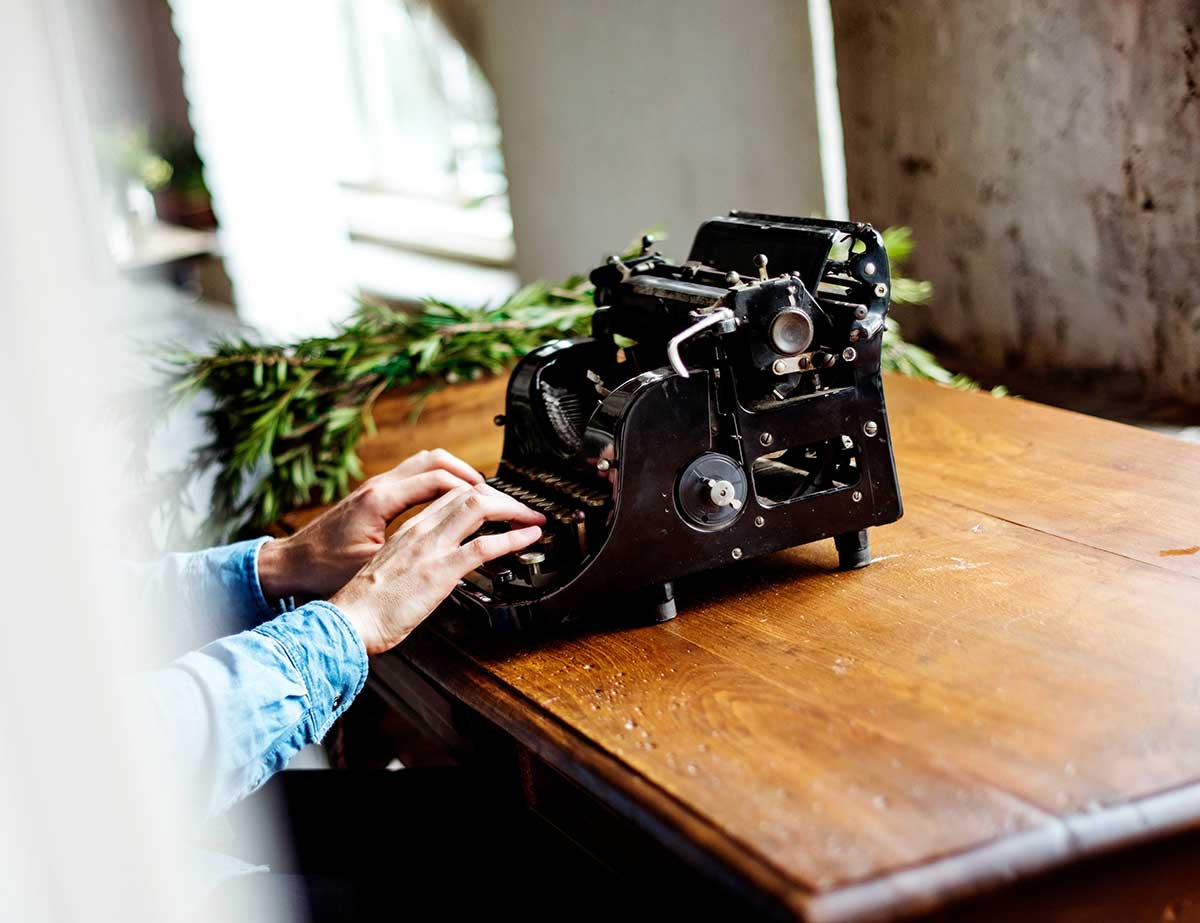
[125,538,280,655]
[124,601,369,821]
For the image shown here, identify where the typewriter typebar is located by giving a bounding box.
[451,212,903,633]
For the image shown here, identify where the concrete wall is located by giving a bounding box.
[833,1,1200,402]
[438,0,828,281]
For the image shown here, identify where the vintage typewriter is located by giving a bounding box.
[451,212,902,633]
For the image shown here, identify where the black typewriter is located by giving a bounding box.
[450,212,903,633]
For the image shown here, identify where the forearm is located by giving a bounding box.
[125,538,280,656]
[124,601,368,820]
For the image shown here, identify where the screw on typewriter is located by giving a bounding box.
[449,212,903,633]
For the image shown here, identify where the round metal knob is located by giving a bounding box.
[768,308,815,355]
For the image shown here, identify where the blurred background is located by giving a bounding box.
[33,0,1198,411]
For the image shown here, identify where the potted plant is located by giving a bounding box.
[153,137,217,229]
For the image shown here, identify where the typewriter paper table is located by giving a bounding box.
[284,374,1200,922]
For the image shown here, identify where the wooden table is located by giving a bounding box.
[284,374,1200,922]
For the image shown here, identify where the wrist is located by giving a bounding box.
[257,536,304,603]
[329,580,394,657]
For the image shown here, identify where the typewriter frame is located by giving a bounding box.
[449,213,903,633]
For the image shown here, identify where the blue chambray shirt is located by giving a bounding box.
[123,536,368,840]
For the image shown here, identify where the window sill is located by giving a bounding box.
[340,184,515,269]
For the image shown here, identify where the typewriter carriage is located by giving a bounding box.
[450,213,903,633]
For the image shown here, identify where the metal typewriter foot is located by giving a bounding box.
[640,581,677,623]
[835,530,871,570]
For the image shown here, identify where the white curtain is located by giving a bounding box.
[168,0,359,338]
[1,1,191,919]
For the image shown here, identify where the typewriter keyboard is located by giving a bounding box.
[467,462,613,594]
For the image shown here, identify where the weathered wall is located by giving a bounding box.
[438,0,828,282]
[833,1,1200,401]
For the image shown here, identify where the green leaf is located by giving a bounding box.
[882,226,916,269]
[411,335,441,373]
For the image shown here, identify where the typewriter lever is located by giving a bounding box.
[666,307,736,378]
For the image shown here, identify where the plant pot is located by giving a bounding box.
[153,186,217,229]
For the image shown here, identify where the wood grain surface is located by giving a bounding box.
[283,374,1200,921]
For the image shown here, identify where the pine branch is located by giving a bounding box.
[158,281,594,543]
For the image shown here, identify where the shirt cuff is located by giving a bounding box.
[252,601,369,739]
[244,537,279,620]
[204,535,279,624]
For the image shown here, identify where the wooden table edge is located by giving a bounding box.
[386,628,810,921]
[805,782,1200,923]
[383,628,1200,923]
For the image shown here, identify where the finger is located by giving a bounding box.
[399,482,545,541]
[392,448,484,485]
[426,487,546,544]
[362,469,473,523]
[394,481,477,536]
[454,525,543,573]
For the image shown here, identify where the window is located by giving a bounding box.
[337,0,515,275]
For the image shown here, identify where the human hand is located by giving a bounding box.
[257,448,484,602]
[330,482,545,655]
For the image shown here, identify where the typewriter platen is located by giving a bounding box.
[451,212,903,633]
